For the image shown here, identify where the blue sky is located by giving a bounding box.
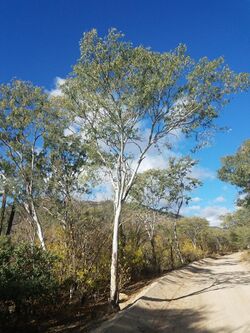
[0,0,249,225]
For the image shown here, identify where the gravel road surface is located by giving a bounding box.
[93,253,250,333]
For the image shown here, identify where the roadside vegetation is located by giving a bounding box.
[0,29,249,331]
[218,139,250,263]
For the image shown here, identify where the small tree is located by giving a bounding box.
[130,168,168,270]
[179,217,209,250]
[162,157,201,263]
[131,157,200,265]
[221,207,250,249]
[218,139,250,207]
[64,28,249,307]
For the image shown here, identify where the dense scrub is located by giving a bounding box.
[0,200,238,328]
[0,237,59,322]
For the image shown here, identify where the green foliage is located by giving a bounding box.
[0,80,54,197]
[0,237,59,313]
[130,156,201,212]
[120,241,146,283]
[204,227,232,254]
[218,139,250,207]
[181,239,204,262]
[179,217,209,247]
[221,207,250,249]
[65,28,249,164]
[163,157,201,212]
[218,140,250,251]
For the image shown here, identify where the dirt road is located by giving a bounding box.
[93,253,250,333]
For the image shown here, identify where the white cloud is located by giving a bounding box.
[198,206,230,226]
[138,154,168,172]
[182,204,230,226]
[192,197,202,202]
[48,77,65,97]
[188,205,201,211]
[191,166,216,180]
[214,196,226,203]
[139,156,215,182]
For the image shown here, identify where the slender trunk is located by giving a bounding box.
[173,219,184,264]
[24,201,46,250]
[67,221,77,300]
[110,201,122,310]
[119,223,126,250]
[173,198,184,264]
[151,212,158,270]
[216,238,221,252]
[150,236,158,271]
[5,202,15,235]
[191,238,197,249]
[169,241,174,270]
[0,190,7,235]
[31,201,46,250]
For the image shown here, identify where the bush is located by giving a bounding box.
[241,250,250,263]
[181,240,204,263]
[0,236,59,315]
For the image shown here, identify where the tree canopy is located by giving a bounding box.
[63,28,249,307]
[218,139,250,207]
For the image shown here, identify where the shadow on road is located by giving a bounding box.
[96,305,229,333]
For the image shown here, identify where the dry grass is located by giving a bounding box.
[241,250,250,264]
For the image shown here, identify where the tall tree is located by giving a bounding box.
[0,80,60,249]
[64,28,249,308]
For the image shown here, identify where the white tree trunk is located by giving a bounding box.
[31,201,46,251]
[173,220,184,264]
[110,201,122,309]
[24,201,46,250]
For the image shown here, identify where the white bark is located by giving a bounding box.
[110,200,122,307]
[31,201,46,250]
[24,201,46,250]
[173,219,184,264]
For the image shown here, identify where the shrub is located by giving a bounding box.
[181,240,204,263]
[0,236,59,315]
